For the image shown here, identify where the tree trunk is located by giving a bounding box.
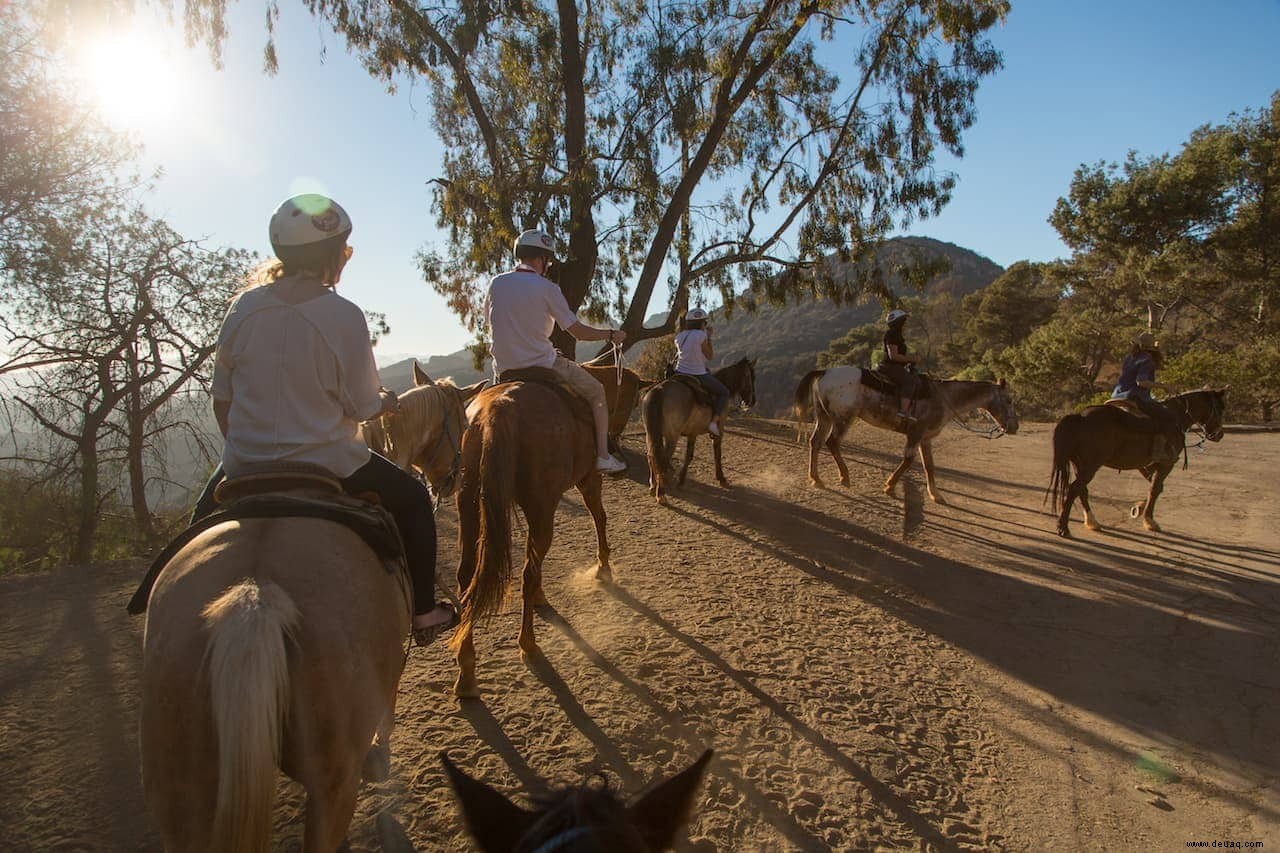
[72,435,99,565]
[126,391,157,541]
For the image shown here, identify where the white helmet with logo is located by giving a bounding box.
[886,308,909,326]
[269,194,352,249]
[514,229,557,258]
[687,308,708,322]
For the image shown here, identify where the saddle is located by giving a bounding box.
[667,374,714,409]
[495,366,595,427]
[1101,398,1183,463]
[126,463,407,616]
[1104,397,1147,419]
[859,367,932,400]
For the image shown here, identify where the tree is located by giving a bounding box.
[1,207,248,560]
[632,334,676,381]
[183,0,1008,356]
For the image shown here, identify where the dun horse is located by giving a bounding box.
[139,501,412,850]
[641,357,757,504]
[361,360,486,500]
[442,749,713,852]
[795,366,1019,502]
[1047,388,1226,537]
[451,375,613,698]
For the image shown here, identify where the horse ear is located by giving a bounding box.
[412,361,432,386]
[439,751,537,853]
[626,750,713,850]
[461,380,488,402]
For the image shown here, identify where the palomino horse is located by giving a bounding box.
[140,507,412,850]
[442,749,713,851]
[795,366,1019,502]
[451,375,612,698]
[361,360,487,501]
[1047,388,1226,537]
[641,358,757,504]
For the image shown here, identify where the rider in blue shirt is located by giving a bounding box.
[1111,332,1181,461]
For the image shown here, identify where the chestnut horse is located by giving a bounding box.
[361,360,487,501]
[1047,388,1226,537]
[441,749,713,852]
[582,353,657,458]
[641,358,757,504]
[795,366,1019,502]
[451,377,612,698]
[140,511,412,851]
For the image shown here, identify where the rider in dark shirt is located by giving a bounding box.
[880,309,921,421]
[1111,331,1181,461]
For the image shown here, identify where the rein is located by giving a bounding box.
[933,380,1009,439]
[608,340,624,387]
[431,386,467,504]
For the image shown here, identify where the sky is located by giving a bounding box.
[56,1,1280,365]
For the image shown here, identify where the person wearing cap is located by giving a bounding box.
[674,308,730,436]
[483,229,627,474]
[880,308,921,421]
[189,193,457,645]
[1111,331,1181,461]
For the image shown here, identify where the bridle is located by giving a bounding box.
[1171,390,1224,449]
[425,385,468,504]
[935,380,1012,439]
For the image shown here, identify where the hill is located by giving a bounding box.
[377,236,1003,415]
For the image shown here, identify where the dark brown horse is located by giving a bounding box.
[441,749,712,852]
[1047,388,1226,537]
[641,358,757,504]
[450,377,612,698]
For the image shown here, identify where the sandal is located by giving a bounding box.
[411,602,459,647]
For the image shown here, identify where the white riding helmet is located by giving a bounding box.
[269,194,352,248]
[886,308,909,325]
[514,229,557,257]
[687,308,708,321]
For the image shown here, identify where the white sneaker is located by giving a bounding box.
[595,454,627,474]
[708,421,721,436]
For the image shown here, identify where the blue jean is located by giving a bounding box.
[192,452,438,615]
[685,371,730,416]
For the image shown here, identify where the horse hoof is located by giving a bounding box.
[362,744,391,783]
[1056,527,1072,539]
[593,565,613,584]
[656,495,667,506]
[1084,520,1102,532]
[453,678,480,700]
[1143,520,1162,533]
[808,477,822,487]
[718,479,729,488]
[520,646,544,667]
[930,494,947,505]
[839,477,850,488]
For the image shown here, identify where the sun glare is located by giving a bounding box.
[74,25,182,132]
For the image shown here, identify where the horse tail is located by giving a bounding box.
[643,383,666,470]
[794,369,827,442]
[1046,416,1077,512]
[204,579,298,853]
[454,405,517,642]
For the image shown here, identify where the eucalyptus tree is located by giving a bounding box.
[185,0,1008,355]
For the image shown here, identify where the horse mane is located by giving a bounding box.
[517,774,646,852]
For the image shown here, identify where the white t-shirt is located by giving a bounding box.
[484,267,580,372]
[211,286,382,478]
[675,329,710,375]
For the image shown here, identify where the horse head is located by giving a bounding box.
[730,357,757,410]
[1182,386,1226,442]
[988,378,1020,436]
[441,749,712,852]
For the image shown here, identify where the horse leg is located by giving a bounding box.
[362,698,397,783]
[577,474,612,583]
[1057,462,1101,537]
[713,433,728,487]
[918,440,945,504]
[884,438,919,496]
[826,421,851,487]
[1141,464,1172,532]
[677,435,696,487]
[518,505,556,664]
[807,409,832,487]
[302,768,362,853]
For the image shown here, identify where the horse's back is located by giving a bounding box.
[469,380,594,488]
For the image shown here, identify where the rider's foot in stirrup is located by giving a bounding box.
[412,601,459,647]
[595,454,626,474]
[897,410,917,422]
[708,420,721,436]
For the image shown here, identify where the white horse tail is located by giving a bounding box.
[794,369,827,441]
[202,579,299,853]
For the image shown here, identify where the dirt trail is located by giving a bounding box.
[2,418,1276,850]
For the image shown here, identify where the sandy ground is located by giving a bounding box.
[1,418,1277,851]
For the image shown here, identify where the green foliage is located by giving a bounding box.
[819,323,882,369]
[633,335,676,382]
[1163,342,1280,421]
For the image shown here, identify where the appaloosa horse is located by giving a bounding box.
[451,372,613,698]
[140,491,412,851]
[640,357,757,504]
[1047,387,1226,537]
[442,749,713,852]
[361,360,486,501]
[795,366,1019,502]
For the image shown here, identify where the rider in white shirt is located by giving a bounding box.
[674,308,730,436]
[484,229,627,474]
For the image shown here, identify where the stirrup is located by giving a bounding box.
[412,602,459,647]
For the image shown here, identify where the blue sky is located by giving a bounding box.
[63,1,1280,363]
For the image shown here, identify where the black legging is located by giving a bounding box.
[192,452,437,615]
